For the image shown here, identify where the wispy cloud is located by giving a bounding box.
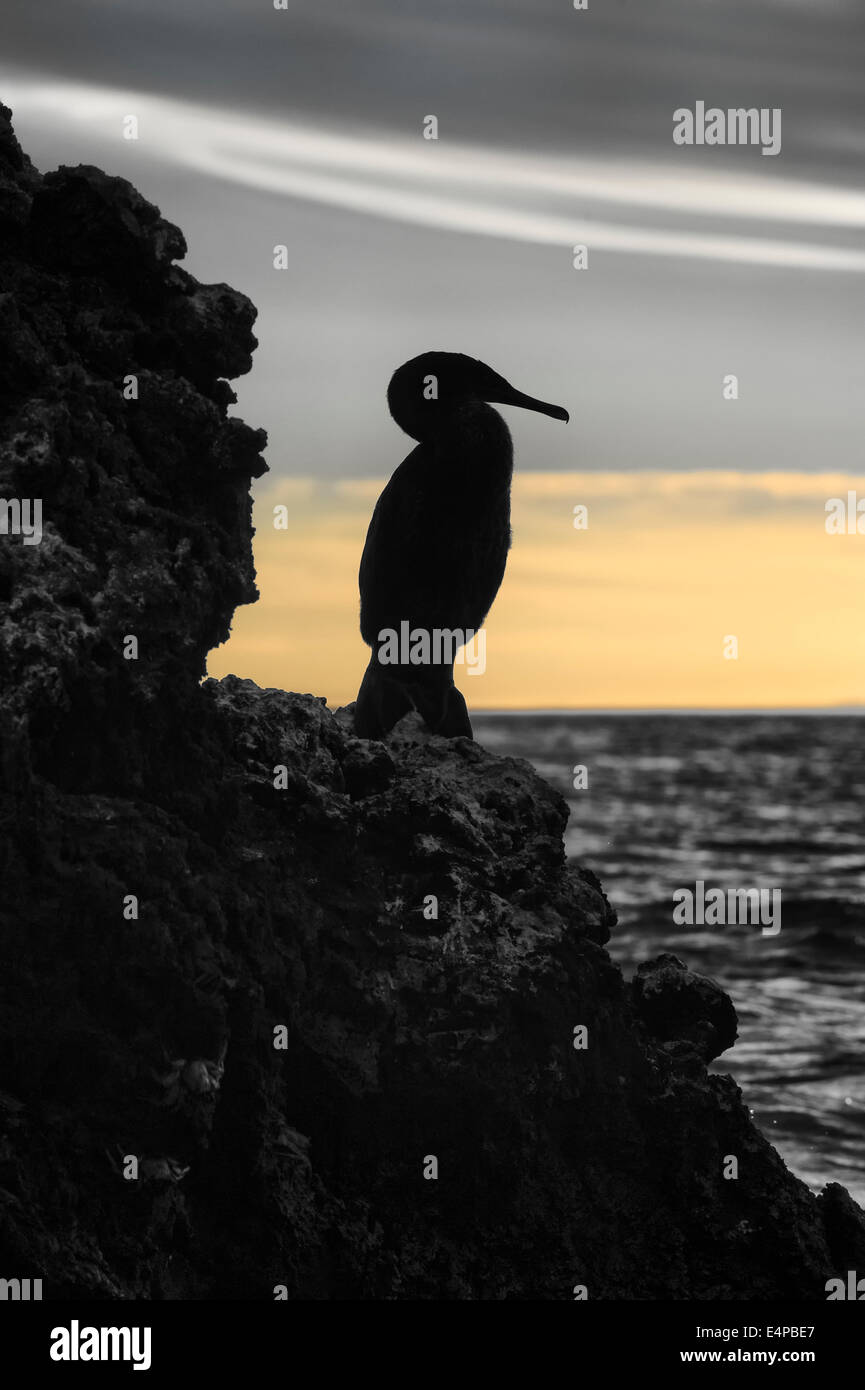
[6,71,865,272]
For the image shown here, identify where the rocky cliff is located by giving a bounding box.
[1,103,863,1299]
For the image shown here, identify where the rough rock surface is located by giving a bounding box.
[1,104,863,1299]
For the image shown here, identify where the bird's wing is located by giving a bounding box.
[359,408,512,643]
[358,448,429,642]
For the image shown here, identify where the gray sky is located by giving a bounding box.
[3,0,864,478]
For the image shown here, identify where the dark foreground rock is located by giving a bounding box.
[1,103,863,1299]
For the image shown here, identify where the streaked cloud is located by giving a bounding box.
[6,71,865,272]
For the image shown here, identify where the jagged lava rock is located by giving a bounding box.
[632,953,739,1063]
[0,103,266,800]
[1,103,864,1299]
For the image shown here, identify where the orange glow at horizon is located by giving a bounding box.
[206,472,865,711]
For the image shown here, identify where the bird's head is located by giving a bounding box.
[387,352,569,441]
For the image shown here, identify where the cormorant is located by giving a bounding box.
[354,352,568,739]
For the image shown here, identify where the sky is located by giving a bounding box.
[3,0,864,707]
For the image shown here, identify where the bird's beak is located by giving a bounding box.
[486,380,569,423]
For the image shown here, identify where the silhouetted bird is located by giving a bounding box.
[354,352,568,739]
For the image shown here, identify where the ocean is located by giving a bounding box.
[473,712,865,1205]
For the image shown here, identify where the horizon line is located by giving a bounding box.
[466,705,865,717]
